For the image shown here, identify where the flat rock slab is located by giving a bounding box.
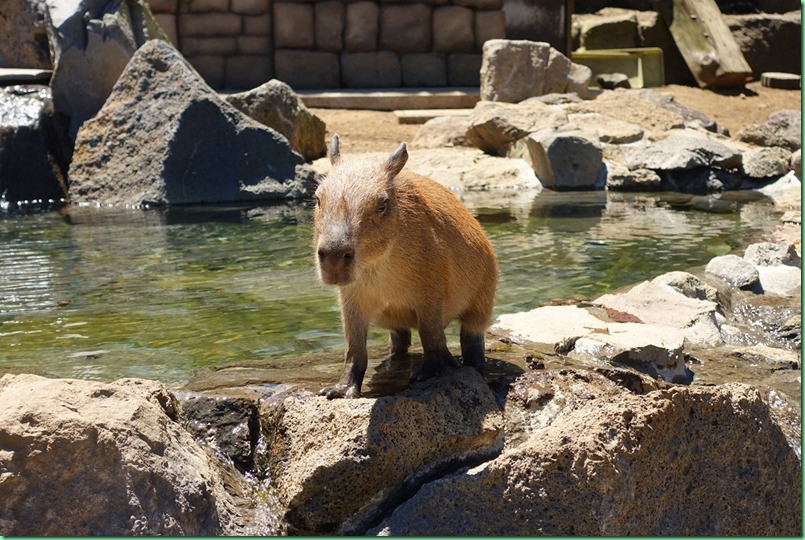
[394,108,473,124]
[594,281,722,346]
[492,305,608,346]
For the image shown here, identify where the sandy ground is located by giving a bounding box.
[311,80,801,154]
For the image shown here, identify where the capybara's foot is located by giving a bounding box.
[318,383,361,399]
[410,350,458,382]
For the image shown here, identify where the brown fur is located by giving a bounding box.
[313,135,498,398]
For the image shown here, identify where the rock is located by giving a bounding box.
[594,281,723,346]
[706,254,761,291]
[735,109,801,151]
[659,166,742,194]
[634,89,719,133]
[45,0,170,139]
[790,148,801,179]
[604,162,662,191]
[223,80,326,161]
[371,374,801,536]
[596,72,631,89]
[0,374,269,535]
[411,115,474,149]
[756,266,801,296]
[565,112,644,144]
[491,305,608,347]
[68,40,316,206]
[0,86,69,203]
[651,271,719,302]
[572,322,690,383]
[311,147,541,195]
[726,12,802,78]
[744,241,801,268]
[571,90,686,135]
[261,368,504,535]
[479,39,591,103]
[465,100,567,156]
[577,11,640,50]
[177,391,258,473]
[731,344,800,370]
[508,131,603,191]
[741,146,792,179]
[0,0,51,69]
[623,134,742,171]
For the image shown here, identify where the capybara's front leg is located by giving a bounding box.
[390,328,411,356]
[320,302,368,399]
[411,318,458,382]
[460,327,486,374]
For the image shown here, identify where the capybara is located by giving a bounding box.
[313,134,498,399]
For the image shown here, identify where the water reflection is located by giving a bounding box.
[0,190,781,388]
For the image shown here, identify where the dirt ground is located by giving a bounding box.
[311,80,801,153]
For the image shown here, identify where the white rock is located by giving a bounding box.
[491,305,608,346]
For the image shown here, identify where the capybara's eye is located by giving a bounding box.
[376,197,388,214]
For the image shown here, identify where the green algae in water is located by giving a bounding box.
[0,191,782,387]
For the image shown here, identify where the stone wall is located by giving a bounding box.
[147,0,506,90]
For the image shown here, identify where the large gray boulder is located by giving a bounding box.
[370,373,802,536]
[0,0,51,69]
[261,368,504,535]
[223,79,327,162]
[44,0,169,138]
[0,374,271,535]
[68,40,316,206]
[735,110,801,151]
[0,86,69,203]
[465,100,567,156]
[623,134,742,171]
[509,130,603,190]
[480,39,591,103]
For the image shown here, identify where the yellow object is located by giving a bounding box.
[571,48,665,89]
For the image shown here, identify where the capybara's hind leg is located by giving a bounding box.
[460,327,486,373]
[390,328,411,356]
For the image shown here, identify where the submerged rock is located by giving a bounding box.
[0,374,268,535]
[68,40,316,206]
[509,131,603,191]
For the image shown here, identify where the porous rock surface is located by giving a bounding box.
[260,368,504,535]
[370,374,801,536]
[68,40,316,206]
[0,373,264,536]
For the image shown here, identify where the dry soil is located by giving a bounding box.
[311,81,801,154]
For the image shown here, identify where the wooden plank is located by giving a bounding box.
[653,0,753,88]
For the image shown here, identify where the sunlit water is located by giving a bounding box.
[0,190,785,388]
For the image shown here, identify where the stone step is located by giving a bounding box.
[298,87,480,111]
[393,108,474,124]
[0,68,53,85]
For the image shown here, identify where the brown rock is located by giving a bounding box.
[341,51,402,88]
[274,50,340,89]
[433,6,474,53]
[273,3,314,49]
[315,1,344,52]
[379,4,432,53]
[401,53,447,86]
[344,1,379,52]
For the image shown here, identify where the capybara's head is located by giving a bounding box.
[313,134,407,286]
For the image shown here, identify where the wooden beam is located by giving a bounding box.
[653,0,753,88]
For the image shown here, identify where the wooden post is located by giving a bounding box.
[653,0,752,88]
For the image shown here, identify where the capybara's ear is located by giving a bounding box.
[329,134,341,165]
[385,142,408,180]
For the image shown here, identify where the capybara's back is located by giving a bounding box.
[313,135,498,399]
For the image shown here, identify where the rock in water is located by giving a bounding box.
[0,374,263,535]
[224,79,327,162]
[0,86,69,203]
[44,0,169,139]
[68,40,316,206]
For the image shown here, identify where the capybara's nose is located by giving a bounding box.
[317,245,354,265]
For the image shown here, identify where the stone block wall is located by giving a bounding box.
[147,0,506,90]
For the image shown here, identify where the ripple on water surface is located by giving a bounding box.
[0,191,783,388]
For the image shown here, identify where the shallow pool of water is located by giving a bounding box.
[0,190,783,388]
